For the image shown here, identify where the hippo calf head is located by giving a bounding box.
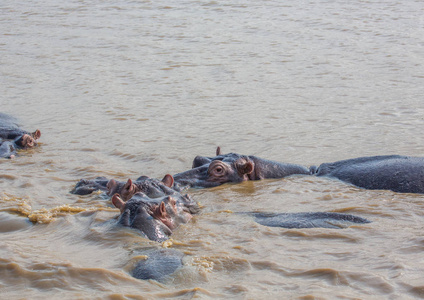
[112,192,195,242]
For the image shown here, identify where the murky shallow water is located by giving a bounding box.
[1,0,424,298]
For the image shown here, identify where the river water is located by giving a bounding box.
[1,0,424,298]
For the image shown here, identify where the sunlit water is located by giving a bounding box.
[1,0,424,298]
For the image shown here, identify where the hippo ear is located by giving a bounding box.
[124,178,133,190]
[161,174,174,188]
[236,159,254,175]
[112,194,125,211]
[160,202,167,217]
[32,129,41,140]
[106,179,117,195]
[216,146,221,156]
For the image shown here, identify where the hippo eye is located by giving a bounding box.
[212,164,227,176]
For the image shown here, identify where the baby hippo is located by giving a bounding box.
[112,193,194,242]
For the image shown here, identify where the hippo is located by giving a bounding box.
[107,174,181,201]
[131,248,184,281]
[247,211,370,229]
[111,191,198,242]
[71,174,179,197]
[173,147,312,189]
[71,176,110,195]
[0,113,41,158]
[314,155,424,194]
[71,174,180,196]
[177,148,424,194]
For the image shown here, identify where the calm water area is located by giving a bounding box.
[1,0,424,298]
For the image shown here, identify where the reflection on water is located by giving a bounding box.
[1,0,424,298]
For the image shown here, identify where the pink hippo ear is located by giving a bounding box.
[216,146,221,156]
[161,174,174,188]
[106,179,117,195]
[112,194,125,212]
[124,178,133,190]
[235,158,254,175]
[32,129,41,140]
[160,202,167,216]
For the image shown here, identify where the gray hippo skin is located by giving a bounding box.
[112,191,198,242]
[249,212,370,229]
[71,177,110,195]
[0,139,17,159]
[0,113,41,158]
[107,174,183,201]
[132,249,184,281]
[314,155,424,194]
[71,174,180,197]
[173,147,312,189]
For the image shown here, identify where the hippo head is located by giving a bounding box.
[112,193,172,242]
[112,192,194,242]
[14,134,37,149]
[173,147,256,189]
[107,174,175,200]
[173,147,312,189]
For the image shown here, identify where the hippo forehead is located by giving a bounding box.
[192,152,248,169]
[123,197,153,216]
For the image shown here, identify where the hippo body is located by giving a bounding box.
[249,212,370,229]
[0,140,17,159]
[315,155,424,194]
[132,249,184,281]
[173,147,311,189]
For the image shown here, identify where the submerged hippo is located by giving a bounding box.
[112,191,198,242]
[132,248,184,281]
[71,176,110,195]
[314,155,424,194]
[0,113,41,158]
[248,211,370,229]
[107,174,181,201]
[177,148,424,194]
[71,174,178,197]
[173,147,312,189]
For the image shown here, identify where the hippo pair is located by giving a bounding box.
[174,147,424,194]
[0,113,41,158]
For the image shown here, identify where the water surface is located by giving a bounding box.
[1,0,424,298]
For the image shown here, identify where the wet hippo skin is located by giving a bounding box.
[112,191,199,242]
[0,113,41,158]
[173,147,312,189]
[132,249,184,281]
[248,212,370,229]
[71,174,179,198]
[314,155,424,194]
[71,177,110,195]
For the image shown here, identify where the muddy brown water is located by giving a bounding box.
[1,0,424,298]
